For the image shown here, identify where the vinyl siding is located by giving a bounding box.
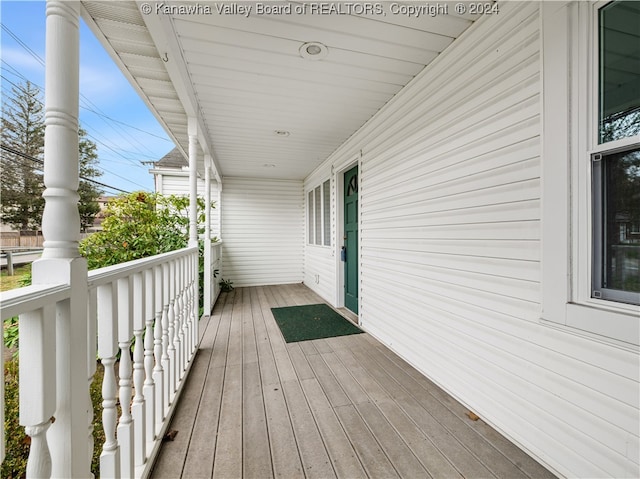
[305,3,639,478]
[221,178,304,287]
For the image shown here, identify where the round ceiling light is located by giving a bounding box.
[299,42,328,61]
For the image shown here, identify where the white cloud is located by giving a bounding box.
[1,46,45,86]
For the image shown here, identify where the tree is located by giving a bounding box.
[79,191,210,270]
[1,81,104,232]
[79,191,214,314]
[78,128,103,231]
[1,81,45,231]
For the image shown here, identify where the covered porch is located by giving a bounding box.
[1,1,638,478]
[152,284,554,479]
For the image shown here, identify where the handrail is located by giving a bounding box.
[88,245,198,288]
[0,283,70,320]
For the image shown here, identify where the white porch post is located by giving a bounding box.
[34,1,90,477]
[204,161,212,315]
[188,119,199,342]
[188,119,198,247]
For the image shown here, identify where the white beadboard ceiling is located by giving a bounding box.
[81,1,479,180]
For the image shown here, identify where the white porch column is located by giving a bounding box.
[188,118,198,247]
[187,119,199,343]
[34,1,90,477]
[204,161,212,315]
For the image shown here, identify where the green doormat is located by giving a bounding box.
[271,303,362,343]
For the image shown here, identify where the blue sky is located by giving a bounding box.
[1,1,175,194]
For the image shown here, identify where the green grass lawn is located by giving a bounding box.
[0,265,30,292]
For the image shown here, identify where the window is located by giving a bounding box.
[591,0,640,305]
[307,179,331,246]
[541,0,639,345]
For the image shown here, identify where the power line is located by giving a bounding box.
[1,64,167,145]
[1,25,172,145]
[2,66,164,164]
[0,24,170,191]
[1,71,159,186]
[1,144,131,194]
[0,83,153,190]
[1,24,45,67]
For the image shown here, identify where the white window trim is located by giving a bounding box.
[540,1,639,348]
[306,179,331,247]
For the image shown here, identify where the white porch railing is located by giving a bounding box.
[1,283,71,477]
[1,245,201,478]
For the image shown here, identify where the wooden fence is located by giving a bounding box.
[1,233,91,249]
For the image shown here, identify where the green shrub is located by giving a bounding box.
[90,364,105,478]
[79,192,210,269]
[2,359,28,479]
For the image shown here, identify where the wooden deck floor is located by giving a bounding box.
[151,284,555,479]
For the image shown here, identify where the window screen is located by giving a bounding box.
[592,146,640,304]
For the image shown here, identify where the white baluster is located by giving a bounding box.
[176,257,185,377]
[117,277,134,478]
[161,263,170,414]
[184,255,193,363]
[186,254,195,360]
[192,252,199,354]
[97,283,120,477]
[101,356,119,478]
[189,253,196,360]
[153,266,165,432]
[25,422,52,479]
[188,255,195,360]
[143,268,156,446]
[132,272,146,467]
[87,288,98,473]
[20,304,56,479]
[184,256,191,368]
[167,260,177,401]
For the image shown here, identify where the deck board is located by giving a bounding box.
[151,284,555,479]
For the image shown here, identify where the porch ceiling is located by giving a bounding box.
[81,1,479,180]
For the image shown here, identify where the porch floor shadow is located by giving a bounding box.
[151,284,556,479]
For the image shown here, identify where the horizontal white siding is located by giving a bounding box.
[221,178,303,287]
[307,3,639,478]
[156,172,221,237]
[304,164,336,303]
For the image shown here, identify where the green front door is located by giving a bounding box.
[344,165,359,314]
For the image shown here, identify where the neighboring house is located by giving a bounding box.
[149,147,221,238]
[149,147,189,195]
[10,2,639,478]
